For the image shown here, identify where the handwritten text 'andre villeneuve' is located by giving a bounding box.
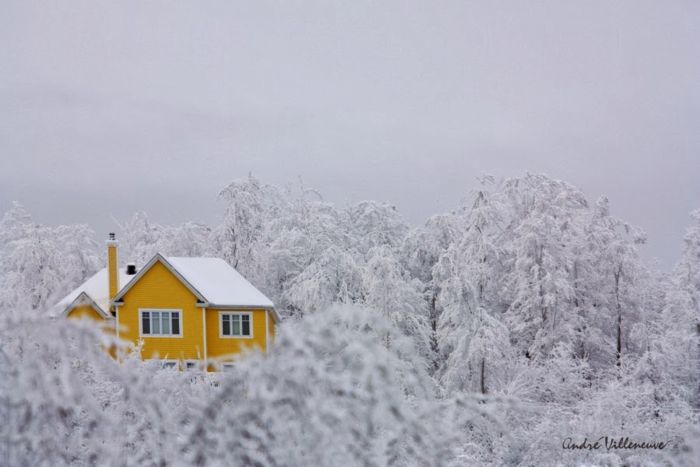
[562,436,669,451]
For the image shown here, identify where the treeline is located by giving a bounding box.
[0,173,698,465]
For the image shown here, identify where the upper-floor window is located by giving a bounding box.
[141,309,181,337]
[220,312,252,338]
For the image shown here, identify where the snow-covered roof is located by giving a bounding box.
[55,267,137,316]
[164,257,274,309]
[57,255,276,319]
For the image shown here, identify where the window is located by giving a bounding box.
[141,310,181,337]
[220,312,252,338]
[184,361,199,371]
[221,362,236,372]
[161,360,178,370]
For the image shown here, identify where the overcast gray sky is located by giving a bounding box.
[1,0,698,269]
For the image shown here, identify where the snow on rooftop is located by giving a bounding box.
[55,267,136,316]
[55,256,274,317]
[165,257,274,308]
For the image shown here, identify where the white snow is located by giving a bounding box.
[166,256,274,308]
[3,174,699,466]
[54,267,137,316]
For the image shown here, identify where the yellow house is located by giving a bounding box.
[56,233,278,370]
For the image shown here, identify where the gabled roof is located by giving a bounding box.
[166,257,274,309]
[112,255,276,312]
[112,254,208,304]
[57,254,277,320]
[61,291,112,319]
[55,267,136,317]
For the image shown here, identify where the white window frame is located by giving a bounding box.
[219,311,253,339]
[139,308,183,338]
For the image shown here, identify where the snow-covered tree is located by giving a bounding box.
[0,319,119,466]
[347,201,408,254]
[0,203,101,315]
[363,246,432,363]
[116,211,213,266]
[283,245,363,315]
[500,175,585,359]
[213,174,285,277]
[185,305,467,467]
[632,210,700,410]
[440,307,514,395]
[2,174,699,466]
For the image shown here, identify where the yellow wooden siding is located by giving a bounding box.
[67,304,104,321]
[205,309,269,361]
[118,261,204,361]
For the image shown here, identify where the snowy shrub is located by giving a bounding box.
[185,305,450,466]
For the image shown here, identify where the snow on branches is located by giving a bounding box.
[0,173,697,466]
